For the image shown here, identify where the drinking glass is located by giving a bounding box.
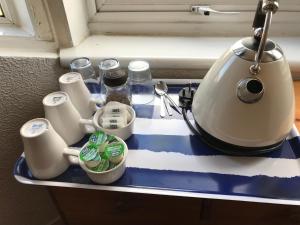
[128,60,154,104]
[70,57,100,93]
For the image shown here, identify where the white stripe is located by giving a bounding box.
[134,118,192,136]
[134,118,300,140]
[127,150,300,178]
[136,94,179,106]
[287,124,300,140]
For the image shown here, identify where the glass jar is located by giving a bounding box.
[99,59,131,105]
[70,57,100,93]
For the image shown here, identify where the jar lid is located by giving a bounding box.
[100,59,128,87]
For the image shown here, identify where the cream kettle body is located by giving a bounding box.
[192,38,295,151]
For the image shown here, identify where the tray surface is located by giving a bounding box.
[14,83,300,205]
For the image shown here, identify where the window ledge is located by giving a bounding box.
[60,35,300,77]
[0,24,33,38]
[0,36,58,58]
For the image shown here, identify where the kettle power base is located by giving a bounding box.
[194,122,284,156]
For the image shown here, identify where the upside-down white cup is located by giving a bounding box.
[59,72,102,119]
[43,91,93,145]
[20,118,75,179]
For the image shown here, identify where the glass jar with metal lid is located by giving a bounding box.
[99,58,131,105]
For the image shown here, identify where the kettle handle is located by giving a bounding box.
[250,0,279,75]
[252,0,265,29]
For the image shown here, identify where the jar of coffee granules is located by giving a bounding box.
[99,59,131,105]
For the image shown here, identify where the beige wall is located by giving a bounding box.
[0,57,67,225]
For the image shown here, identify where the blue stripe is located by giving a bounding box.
[72,134,300,159]
[287,137,300,158]
[13,157,300,201]
[86,82,101,94]
[117,168,300,200]
[87,83,199,95]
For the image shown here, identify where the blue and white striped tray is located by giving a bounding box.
[14,81,300,205]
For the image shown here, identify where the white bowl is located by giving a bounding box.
[78,137,128,184]
[92,104,135,140]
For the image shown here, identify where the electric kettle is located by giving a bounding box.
[192,0,295,155]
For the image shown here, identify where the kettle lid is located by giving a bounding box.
[232,37,283,63]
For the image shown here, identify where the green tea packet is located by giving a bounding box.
[82,132,125,172]
[90,158,110,172]
[108,162,117,170]
[89,131,108,153]
[89,131,107,146]
[106,134,119,144]
[104,142,125,164]
[84,153,101,169]
[80,145,98,162]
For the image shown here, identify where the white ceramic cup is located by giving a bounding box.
[20,118,78,179]
[65,137,128,184]
[80,103,136,140]
[59,72,102,119]
[43,91,93,145]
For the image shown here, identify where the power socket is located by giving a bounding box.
[178,85,196,109]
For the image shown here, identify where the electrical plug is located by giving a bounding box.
[178,83,196,110]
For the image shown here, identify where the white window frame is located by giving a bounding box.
[0,0,53,41]
[0,0,14,24]
[1,0,298,76]
[58,0,300,79]
[0,0,34,37]
[87,0,300,37]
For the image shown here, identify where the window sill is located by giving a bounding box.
[60,35,300,78]
[0,24,33,38]
[0,25,57,58]
[0,37,58,58]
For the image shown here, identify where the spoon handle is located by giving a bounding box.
[163,95,173,116]
[160,96,166,118]
[165,94,182,114]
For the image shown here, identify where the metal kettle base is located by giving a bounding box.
[194,122,284,156]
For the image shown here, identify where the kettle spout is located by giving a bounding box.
[237,78,264,104]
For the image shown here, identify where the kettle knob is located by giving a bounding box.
[262,0,279,13]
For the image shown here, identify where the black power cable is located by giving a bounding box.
[178,84,202,136]
[182,108,202,136]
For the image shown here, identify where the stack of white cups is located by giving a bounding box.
[20,72,101,179]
